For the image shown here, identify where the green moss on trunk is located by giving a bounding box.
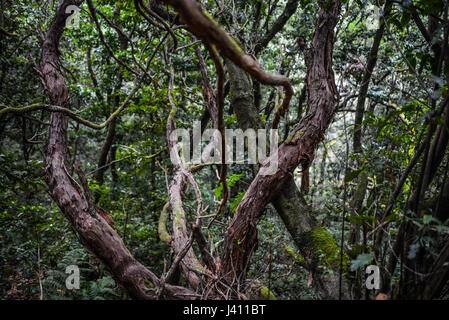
[310,226,349,272]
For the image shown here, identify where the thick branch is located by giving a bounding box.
[220,1,342,284]
[40,0,194,300]
[162,0,293,128]
[253,0,299,56]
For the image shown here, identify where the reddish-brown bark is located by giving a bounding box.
[41,0,194,300]
[41,0,342,299]
[220,2,342,282]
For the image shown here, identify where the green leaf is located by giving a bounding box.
[214,184,223,199]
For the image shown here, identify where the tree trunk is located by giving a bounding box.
[226,55,349,299]
[41,0,194,300]
[221,1,343,286]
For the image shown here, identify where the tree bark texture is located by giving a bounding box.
[221,1,343,284]
[41,0,195,300]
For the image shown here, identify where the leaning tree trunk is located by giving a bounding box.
[225,56,349,299]
[40,0,193,300]
[220,1,343,286]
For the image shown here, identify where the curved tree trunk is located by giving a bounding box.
[221,1,343,285]
[41,0,194,300]
[226,56,349,299]
[41,0,344,300]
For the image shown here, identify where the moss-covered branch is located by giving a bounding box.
[0,26,18,37]
[162,0,293,128]
[0,77,141,130]
[158,202,172,245]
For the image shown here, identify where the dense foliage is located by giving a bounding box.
[0,0,448,300]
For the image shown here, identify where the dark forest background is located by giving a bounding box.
[1,0,449,300]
